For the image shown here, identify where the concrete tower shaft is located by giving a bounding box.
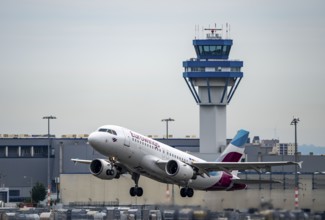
[183,27,244,154]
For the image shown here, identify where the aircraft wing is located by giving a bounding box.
[71,158,92,164]
[192,161,302,174]
[71,158,129,174]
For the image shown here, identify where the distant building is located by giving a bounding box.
[252,136,260,145]
[272,143,296,155]
[261,139,279,148]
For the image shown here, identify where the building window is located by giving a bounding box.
[9,190,20,197]
[191,67,205,72]
[21,147,31,157]
[33,146,47,157]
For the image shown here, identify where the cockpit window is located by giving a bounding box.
[107,129,117,135]
[98,128,117,135]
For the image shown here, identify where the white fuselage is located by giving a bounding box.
[88,125,232,191]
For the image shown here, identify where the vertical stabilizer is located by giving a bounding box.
[216,129,249,162]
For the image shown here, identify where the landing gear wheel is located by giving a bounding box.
[130,187,136,197]
[137,187,143,197]
[180,188,187,197]
[106,169,114,176]
[129,187,143,197]
[187,188,194,197]
[180,187,194,197]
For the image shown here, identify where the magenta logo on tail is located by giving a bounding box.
[221,152,243,162]
[217,129,249,162]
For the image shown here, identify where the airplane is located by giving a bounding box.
[72,125,301,198]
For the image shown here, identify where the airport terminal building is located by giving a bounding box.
[1,135,325,211]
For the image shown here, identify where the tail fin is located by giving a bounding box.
[216,129,249,162]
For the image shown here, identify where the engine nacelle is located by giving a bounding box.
[90,159,118,180]
[165,160,195,182]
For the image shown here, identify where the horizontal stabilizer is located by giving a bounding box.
[232,179,281,184]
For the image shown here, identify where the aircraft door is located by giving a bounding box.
[123,129,130,147]
[162,150,168,160]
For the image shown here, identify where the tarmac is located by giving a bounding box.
[1,204,325,220]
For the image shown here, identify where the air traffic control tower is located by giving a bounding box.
[183,27,244,154]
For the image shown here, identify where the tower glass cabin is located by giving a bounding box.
[183,28,243,154]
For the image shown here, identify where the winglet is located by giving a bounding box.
[298,161,303,169]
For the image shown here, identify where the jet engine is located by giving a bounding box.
[90,159,119,180]
[165,159,195,182]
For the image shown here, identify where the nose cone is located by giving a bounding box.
[88,132,99,147]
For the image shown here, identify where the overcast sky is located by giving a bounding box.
[0,0,324,146]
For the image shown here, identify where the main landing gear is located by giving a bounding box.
[130,186,143,197]
[180,187,194,197]
[129,173,143,197]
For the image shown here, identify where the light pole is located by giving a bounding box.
[43,115,56,207]
[161,118,175,205]
[290,117,299,209]
[161,118,174,139]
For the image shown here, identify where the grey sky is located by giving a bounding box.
[0,0,324,146]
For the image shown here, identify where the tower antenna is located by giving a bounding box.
[226,23,229,39]
[204,25,222,39]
